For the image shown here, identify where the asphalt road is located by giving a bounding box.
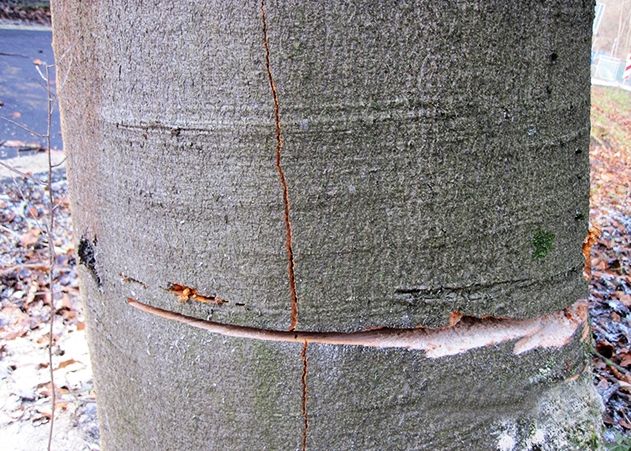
[0,25,62,158]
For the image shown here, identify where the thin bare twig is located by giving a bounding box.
[53,41,78,95]
[0,51,30,59]
[51,156,67,168]
[10,176,28,203]
[9,176,49,233]
[0,160,47,185]
[0,115,44,137]
[0,262,50,271]
[590,344,631,377]
[54,41,77,67]
[35,64,47,82]
[0,263,50,278]
[0,223,22,238]
[44,63,57,451]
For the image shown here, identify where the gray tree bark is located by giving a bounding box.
[52,1,602,449]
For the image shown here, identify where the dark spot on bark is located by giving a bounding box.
[78,236,101,287]
[575,147,582,155]
[574,211,585,221]
[171,128,181,137]
[545,85,552,97]
[549,52,558,62]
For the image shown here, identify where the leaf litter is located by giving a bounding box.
[0,170,98,449]
[589,86,631,443]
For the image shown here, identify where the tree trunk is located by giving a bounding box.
[52,1,602,449]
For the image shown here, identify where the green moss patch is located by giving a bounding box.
[532,229,555,260]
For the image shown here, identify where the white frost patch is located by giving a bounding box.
[497,433,516,451]
[525,428,546,448]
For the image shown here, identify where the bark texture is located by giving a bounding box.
[52,0,601,449]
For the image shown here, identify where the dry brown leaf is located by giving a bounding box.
[610,364,631,384]
[582,226,601,280]
[611,312,622,322]
[619,380,631,391]
[27,205,39,218]
[20,228,41,247]
[620,419,631,430]
[56,359,79,370]
[593,258,608,271]
[617,292,631,307]
[61,309,77,321]
[25,280,38,304]
[1,329,28,340]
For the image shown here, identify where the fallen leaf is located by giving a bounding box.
[20,229,41,247]
[620,419,631,430]
[56,359,78,370]
[611,312,622,322]
[582,226,601,279]
[617,292,631,307]
[25,280,39,304]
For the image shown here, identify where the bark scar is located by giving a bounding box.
[127,298,588,358]
[260,0,299,331]
[78,236,101,287]
[168,283,227,306]
[119,272,148,288]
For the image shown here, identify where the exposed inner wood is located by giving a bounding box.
[127,298,587,358]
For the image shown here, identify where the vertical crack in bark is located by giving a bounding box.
[300,341,309,451]
[260,0,299,331]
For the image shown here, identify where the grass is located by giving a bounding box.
[591,86,631,150]
[590,86,631,216]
